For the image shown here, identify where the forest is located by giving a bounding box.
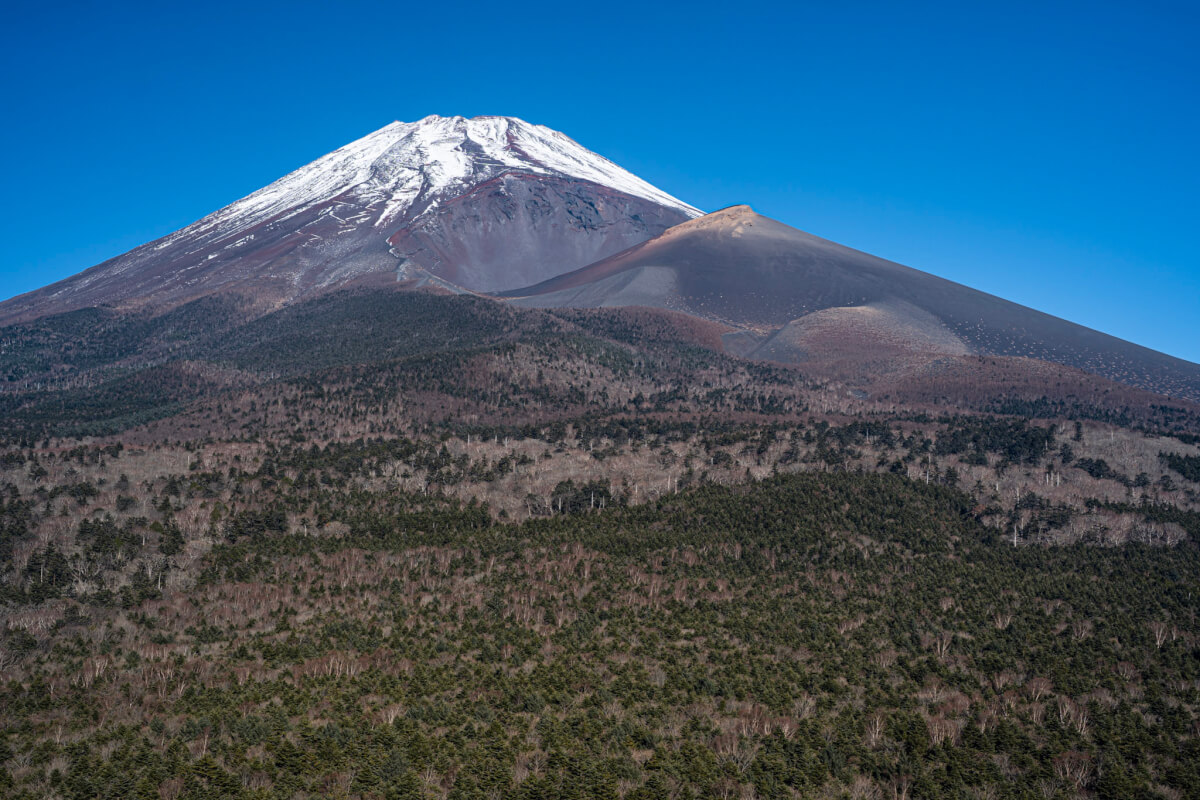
[0,289,1198,799]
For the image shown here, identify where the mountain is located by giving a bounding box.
[0,116,698,324]
[8,116,1195,405]
[505,205,1200,402]
[5,121,1200,800]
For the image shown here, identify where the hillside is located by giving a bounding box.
[505,206,1200,403]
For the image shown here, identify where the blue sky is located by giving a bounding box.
[2,0,1197,363]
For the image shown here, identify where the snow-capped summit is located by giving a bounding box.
[188,115,698,245]
[0,116,700,322]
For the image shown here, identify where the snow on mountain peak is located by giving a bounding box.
[369,115,700,224]
[171,116,699,248]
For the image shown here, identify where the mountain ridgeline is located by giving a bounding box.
[504,205,1200,403]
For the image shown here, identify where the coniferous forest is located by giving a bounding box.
[1,290,1198,799]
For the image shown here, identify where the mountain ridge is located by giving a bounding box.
[504,205,1200,401]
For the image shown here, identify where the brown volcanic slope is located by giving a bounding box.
[504,206,1200,402]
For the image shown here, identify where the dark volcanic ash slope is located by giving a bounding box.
[505,206,1200,402]
[387,172,689,292]
[0,116,698,324]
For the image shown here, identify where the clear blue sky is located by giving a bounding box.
[2,1,1197,362]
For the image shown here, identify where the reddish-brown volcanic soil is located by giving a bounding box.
[506,206,1200,402]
